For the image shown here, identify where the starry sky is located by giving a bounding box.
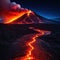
[11,0,60,19]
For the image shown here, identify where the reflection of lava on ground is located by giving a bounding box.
[1,24,60,60]
[13,27,51,60]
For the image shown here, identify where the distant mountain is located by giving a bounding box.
[48,18,60,24]
[53,18,60,21]
[53,18,60,20]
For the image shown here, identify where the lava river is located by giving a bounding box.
[13,27,51,60]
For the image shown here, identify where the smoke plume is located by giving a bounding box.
[0,0,28,23]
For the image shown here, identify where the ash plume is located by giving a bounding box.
[0,0,28,23]
[0,0,24,11]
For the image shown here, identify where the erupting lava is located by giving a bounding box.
[27,10,34,16]
[14,27,51,60]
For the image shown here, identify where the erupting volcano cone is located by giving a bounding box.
[3,10,53,24]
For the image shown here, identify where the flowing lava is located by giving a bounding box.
[14,27,51,60]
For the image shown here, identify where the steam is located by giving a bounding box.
[10,2,22,10]
[0,0,28,23]
[10,2,28,11]
[0,0,22,10]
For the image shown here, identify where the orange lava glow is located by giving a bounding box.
[14,27,50,60]
[25,35,37,60]
[2,10,33,24]
[27,10,33,16]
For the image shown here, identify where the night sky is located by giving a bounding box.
[11,0,60,19]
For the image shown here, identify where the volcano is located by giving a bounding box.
[4,10,55,24]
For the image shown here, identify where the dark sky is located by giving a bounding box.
[11,0,60,19]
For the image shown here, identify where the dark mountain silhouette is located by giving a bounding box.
[52,18,60,22]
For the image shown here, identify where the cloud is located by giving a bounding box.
[10,2,22,10]
[0,0,28,23]
[0,0,27,11]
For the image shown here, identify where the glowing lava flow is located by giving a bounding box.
[24,27,45,60]
[14,27,50,60]
[26,35,38,60]
[27,10,34,16]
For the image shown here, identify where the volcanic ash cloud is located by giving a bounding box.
[0,0,28,23]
